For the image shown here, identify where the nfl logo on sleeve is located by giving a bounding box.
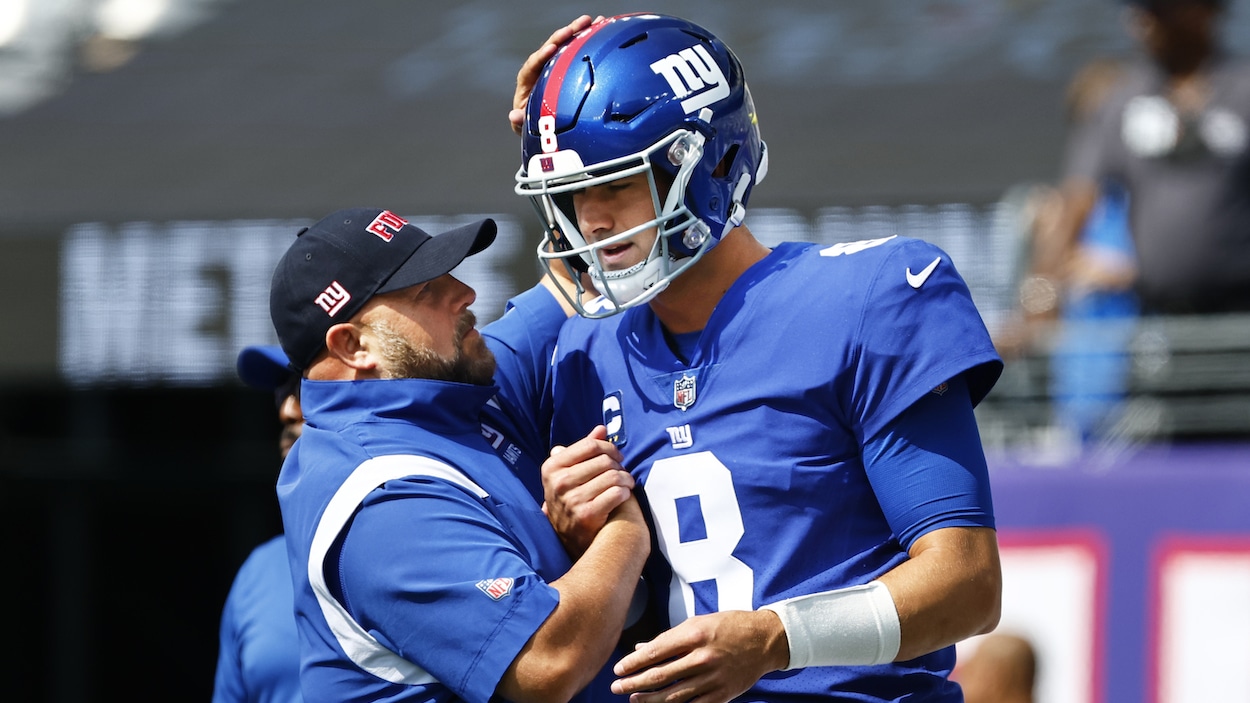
[476,577,515,601]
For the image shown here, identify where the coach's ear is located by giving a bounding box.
[323,321,380,375]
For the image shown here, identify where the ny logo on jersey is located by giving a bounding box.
[650,44,729,115]
[603,391,626,446]
[674,373,697,411]
[666,424,694,449]
[365,210,408,242]
[819,235,896,258]
[314,281,351,317]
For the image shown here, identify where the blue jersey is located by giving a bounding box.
[277,286,618,703]
[213,287,564,703]
[213,535,303,703]
[279,380,603,703]
[480,284,565,504]
[548,237,1003,702]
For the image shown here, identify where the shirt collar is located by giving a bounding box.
[300,377,500,436]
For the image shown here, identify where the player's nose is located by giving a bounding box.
[575,193,614,240]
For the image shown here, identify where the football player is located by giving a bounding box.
[213,345,304,703]
[513,14,1005,703]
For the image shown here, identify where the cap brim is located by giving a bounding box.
[236,345,295,390]
[378,219,498,294]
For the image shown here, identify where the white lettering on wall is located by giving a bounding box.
[58,215,523,385]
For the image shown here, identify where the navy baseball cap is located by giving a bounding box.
[269,208,497,371]
[236,344,293,390]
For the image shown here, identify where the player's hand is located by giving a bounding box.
[611,610,789,703]
[542,424,634,557]
[510,15,602,134]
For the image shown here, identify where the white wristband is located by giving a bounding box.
[759,581,901,669]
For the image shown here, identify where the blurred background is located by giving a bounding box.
[2,1,1248,701]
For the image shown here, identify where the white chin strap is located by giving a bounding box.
[589,253,669,307]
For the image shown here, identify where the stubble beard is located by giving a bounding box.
[368,312,496,386]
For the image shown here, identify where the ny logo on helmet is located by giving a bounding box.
[650,44,729,115]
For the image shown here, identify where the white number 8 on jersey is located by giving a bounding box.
[644,451,754,625]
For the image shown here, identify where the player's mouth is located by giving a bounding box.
[598,242,636,269]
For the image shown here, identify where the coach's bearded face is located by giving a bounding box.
[365,312,496,386]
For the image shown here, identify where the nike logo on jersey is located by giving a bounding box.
[906,257,942,289]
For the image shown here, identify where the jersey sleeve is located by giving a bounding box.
[211,580,247,703]
[335,478,560,703]
[852,238,1002,442]
[482,284,568,462]
[861,374,995,550]
[211,536,301,703]
[546,318,608,450]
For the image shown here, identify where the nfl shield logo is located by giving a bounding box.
[674,373,697,411]
[476,577,515,601]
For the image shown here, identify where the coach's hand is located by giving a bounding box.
[510,15,602,134]
[542,424,634,558]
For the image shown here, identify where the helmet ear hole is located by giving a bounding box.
[713,144,739,179]
[653,168,676,201]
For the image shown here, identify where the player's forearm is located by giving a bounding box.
[539,268,599,318]
[500,511,650,703]
[879,526,1001,661]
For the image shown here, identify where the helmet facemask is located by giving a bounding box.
[514,14,766,318]
[519,128,715,318]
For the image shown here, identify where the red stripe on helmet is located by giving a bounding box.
[540,17,614,119]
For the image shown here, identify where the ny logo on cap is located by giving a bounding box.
[314,281,351,317]
[366,210,408,242]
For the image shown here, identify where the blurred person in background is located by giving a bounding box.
[212,345,303,703]
[1008,0,1249,443]
[1008,58,1142,442]
[953,632,1038,703]
[1042,0,1250,317]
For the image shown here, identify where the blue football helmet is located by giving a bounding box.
[514,13,768,317]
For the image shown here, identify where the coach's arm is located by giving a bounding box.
[497,426,649,703]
